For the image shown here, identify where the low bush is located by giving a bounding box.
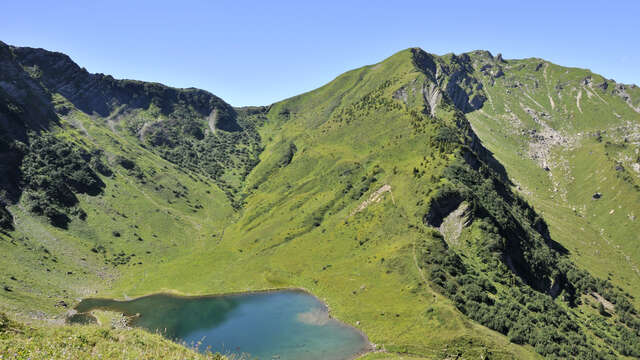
[20,132,107,227]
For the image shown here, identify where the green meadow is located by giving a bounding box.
[2,43,640,359]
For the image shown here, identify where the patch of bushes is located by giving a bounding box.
[106,251,133,266]
[134,110,264,206]
[329,80,402,126]
[90,245,106,254]
[115,156,145,181]
[0,205,12,230]
[277,142,297,167]
[115,155,136,170]
[20,133,107,227]
[346,166,384,201]
[0,312,14,333]
[89,150,113,176]
[420,231,625,359]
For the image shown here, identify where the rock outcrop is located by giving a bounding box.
[9,43,241,131]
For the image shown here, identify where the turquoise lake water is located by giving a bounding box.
[75,290,370,360]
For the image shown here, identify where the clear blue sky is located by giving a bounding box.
[1,1,638,106]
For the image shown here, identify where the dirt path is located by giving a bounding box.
[543,63,556,111]
[576,89,583,113]
[587,83,609,104]
[480,80,496,112]
[543,62,549,83]
[412,242,428,284]
[523,91,545,110]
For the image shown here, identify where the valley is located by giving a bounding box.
[1,42,639,359]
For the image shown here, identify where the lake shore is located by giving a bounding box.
[74,287,375,360]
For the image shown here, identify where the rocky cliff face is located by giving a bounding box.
[0,42,58,140]
[410,48,487,114]
[0,42,60,215]
[6,43,240,131]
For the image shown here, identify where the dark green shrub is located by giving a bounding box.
[20,132,105,227]
[0,205,12,230]
[115,156,136,170]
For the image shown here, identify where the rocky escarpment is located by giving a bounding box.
[612,83,640,113]
[0,42,62,225]
[9,44,241,131]
[0,43,58,139]
[438,53,487,113]
[411,49,486,114]
[410,48,487,114]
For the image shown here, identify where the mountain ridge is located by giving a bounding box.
[1,42,640,359]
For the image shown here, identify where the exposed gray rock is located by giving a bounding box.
[411,48,487,113]
[444,70,487,113]
[421,83,441,117]
[392,86,409,104]
[10,44,240,131]
[613,83,640,113]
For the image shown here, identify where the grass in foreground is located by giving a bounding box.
[0,312,225,360]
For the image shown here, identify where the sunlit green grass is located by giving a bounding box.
[100,49,539,359]
[3,47,639,359]
[0,312,225,360]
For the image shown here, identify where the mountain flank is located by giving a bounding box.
[1,43,640,359]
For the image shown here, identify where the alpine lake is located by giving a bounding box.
[74,290,371,360]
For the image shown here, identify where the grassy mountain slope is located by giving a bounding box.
[94,49,640,358]
[0,41,243,319]
[2,42,640,359]
[105,49,535,359]
[0,42,240,358]
[461,52,640,304]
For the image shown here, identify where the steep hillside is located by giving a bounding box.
[459,51,640,305]
[1,42,640,360]
[0,42,247,360]
[100,49,640,358]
